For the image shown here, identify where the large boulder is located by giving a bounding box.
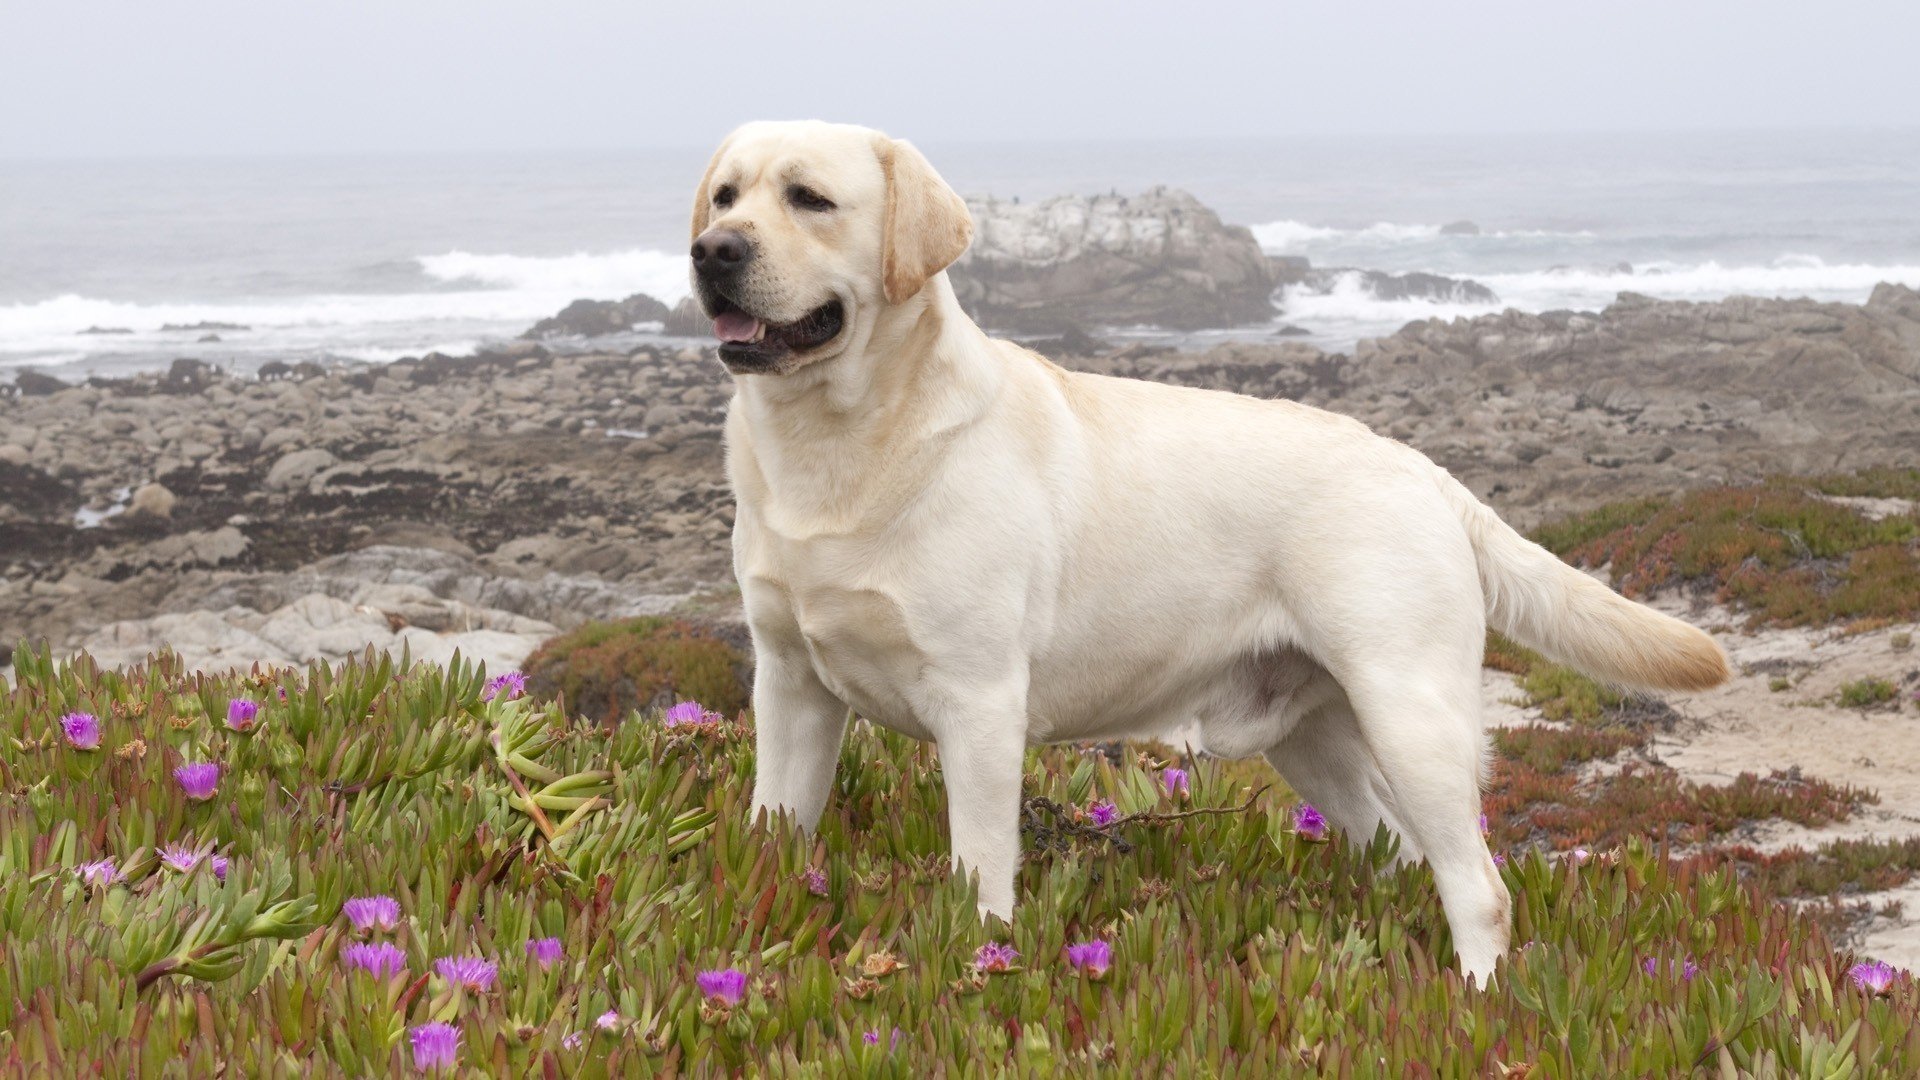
[520,293,672,339]
[949,187,1277,332]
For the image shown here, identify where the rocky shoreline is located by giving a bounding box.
[4,278,1917,672]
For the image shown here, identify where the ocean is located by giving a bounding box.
[4,128,1919,379]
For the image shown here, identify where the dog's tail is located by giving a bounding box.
[1442,475,1729,692]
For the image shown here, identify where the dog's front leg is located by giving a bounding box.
[748,642,849,832]
[933,692,1029,921]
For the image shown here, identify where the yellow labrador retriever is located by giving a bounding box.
[691,120,1728,982]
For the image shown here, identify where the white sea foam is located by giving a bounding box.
[1253,219,1595,252]
[415,248,691,303]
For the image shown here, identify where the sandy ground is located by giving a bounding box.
[1486,589,1920,966]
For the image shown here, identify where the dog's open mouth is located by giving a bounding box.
[710,297,845,372]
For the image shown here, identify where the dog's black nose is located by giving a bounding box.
[691,229,752,275]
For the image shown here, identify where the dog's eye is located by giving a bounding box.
[787,185,836,212]
[713,184,736,209]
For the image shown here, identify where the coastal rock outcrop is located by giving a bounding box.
[520,293,672,339]
[949,187,1277,332]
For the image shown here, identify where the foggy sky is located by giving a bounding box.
[4,0,1917,158]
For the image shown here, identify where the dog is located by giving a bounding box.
[690,120,1729,982]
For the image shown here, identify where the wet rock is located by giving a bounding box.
[520,293,672,339]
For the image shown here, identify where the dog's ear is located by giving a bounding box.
[875,136,974,304]
[690,133,734,242]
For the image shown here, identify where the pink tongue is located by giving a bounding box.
[712,312,762,343]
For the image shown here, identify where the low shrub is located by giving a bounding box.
[523,616,750,724]
[1839,677,1899,710]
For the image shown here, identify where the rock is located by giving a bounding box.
[950,187,1277,332]
[13,371,67,396]
[1292,269,1498,306]
[161,358,223,393]
[1023,325,1111,358]
[77,326,133,335]
[125,483,177,520]
[161,321,250,332]
[0,444,28,466]
[662,297,711,337]
[197,334,222,343]
[520,293,672,339]
[265,448,338,491]
[1274,324,1312,337]
[1439,220,1482,236]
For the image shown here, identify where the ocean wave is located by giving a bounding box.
[1253,219,1595,252]
[415,248,691,303]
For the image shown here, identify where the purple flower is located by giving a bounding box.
[434,955,498,992]
[525,937,563,968]
[1293,803,1329,841]
[696,967,748,1005]
[342,895,402,934]
[160,844,225,878]
[803,866,829,896]
[863,1030,881,1046]
[1065,939,1113,978]
[1642,956,1700,981]
[60,712,102,751]
[1850,960,1899,994]
[973,942,1019,973]
[1479,812,1490,836]
[1492,851,1508,867]
[225,698,260,732]
[77,858,118,888]
[481,671,527,703]
[595,1009,621,1031]
[1567,847,1592,866]
[562,1031,585,1051]
[342,941,409,979]
[409,1022,461,1072]
[863,1027,904,1050]
[1161,767,1189,798]
[210,854,229,882]
[1086,799,1119,827]
[664,700,722,728]
[174,762,221,801]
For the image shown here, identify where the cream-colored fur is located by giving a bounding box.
[693,120,1729,983]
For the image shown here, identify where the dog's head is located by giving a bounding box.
[689,121,973,375]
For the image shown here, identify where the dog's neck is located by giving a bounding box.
[729,274,1003,524]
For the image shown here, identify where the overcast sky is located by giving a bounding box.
[4,0,1918,158]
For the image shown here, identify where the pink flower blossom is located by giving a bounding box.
[409,1022,460,1071]
[174,762,221,801]
[973,942,1019,972]
[695,967,747,1005]
[1293,803,1328,841]
[225,698,259,732]
[60,712,101,750]
[1086,799,1119,827]
[1065,939,1113,978]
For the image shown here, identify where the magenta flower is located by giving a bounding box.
[174,762,221,801]
[974,942,1020,973]
[160,844,226,879]
[664,700,722,728]
[1479,812,1490,836]
[1086,799,1119,827]
[225,698,260,732]
[1161,767,1189,797]
[595,1009,621,1031]
[1065,939,1114,978]
[409,1022,461,1071]
[342,941,409,979]
[1642,956,1700,981]
[803,866,829,896]
[481,671,527,703]
[1293,802,1329,841]
[1567,847,1592,866]
[434,955,498,992]
[525,937,563,968]
[342,895,402,934]
[562,1031,585,1051]
[862,1027,904,1049]
[696,967,748,1005]
[77,858,118,888]
[60,712,102,751]
[211,854,229,881]
[1492,851,1508,867]
[1850,960,1899,994]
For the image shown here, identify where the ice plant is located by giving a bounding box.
[59,711,102,751]
[1086,799,1119,827]
[696,968,748,1005]
[174,762,221,801]
[342,895,402,934]
[76,858,117,888]
[342,942,409,979]
[803,866,829,896]
[160,844,225,878]
[525,937,563,968]
[595,1009,621,1031]
[1065,939,1114,979]
[434,955,498,992]
[481,670,527,703]
[409,1022,460,1072]
[1293,802,1329,841]
[974,942,1019,973]
[225,698,260,732]
[1641,956,1700,981]
[1850,960,1898,995]
[1161,767,1189,798]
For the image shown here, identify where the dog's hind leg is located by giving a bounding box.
[1264,698,1417,860]
[1336,661,1510,985]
